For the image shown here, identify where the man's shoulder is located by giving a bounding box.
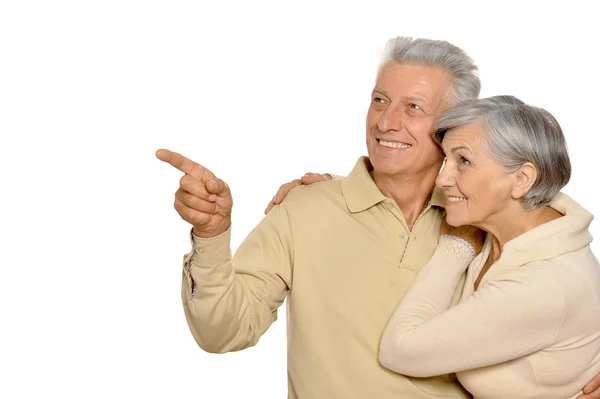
[281,179,345,211]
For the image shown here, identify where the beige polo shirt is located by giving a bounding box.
[182,157,470,399]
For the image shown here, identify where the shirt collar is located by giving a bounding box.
[341,156,446,213]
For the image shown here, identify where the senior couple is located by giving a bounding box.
[157,37,600,398]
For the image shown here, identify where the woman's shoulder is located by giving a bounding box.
[487,248,600,312]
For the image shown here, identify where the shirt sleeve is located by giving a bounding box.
[181,202,293,354]
[378,237,565,378]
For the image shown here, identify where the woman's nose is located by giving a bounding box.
[436,163,455,188]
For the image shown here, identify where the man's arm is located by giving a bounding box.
[157,149,292,353]
[181,204,292,353]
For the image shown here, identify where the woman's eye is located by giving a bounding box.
[459,156,471,165]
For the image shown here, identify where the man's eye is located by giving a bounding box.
[373,97,384,103]
[409,103,421,110]
[459,156,471,165]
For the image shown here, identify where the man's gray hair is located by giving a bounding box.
[380,37,481,105]
[432,95,571,210]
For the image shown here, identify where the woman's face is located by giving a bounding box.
[436,122,518,228]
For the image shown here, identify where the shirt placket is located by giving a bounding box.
[384,200,434,268]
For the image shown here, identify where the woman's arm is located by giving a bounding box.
[379,237,564,378]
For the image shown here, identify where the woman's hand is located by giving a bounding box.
[264,173,332,214]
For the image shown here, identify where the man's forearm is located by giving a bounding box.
[181,205,293,353]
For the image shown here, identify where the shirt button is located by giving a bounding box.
[399,232,406,239]
[197,248,205,254]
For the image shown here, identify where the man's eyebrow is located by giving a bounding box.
[372,88,390,97]
[371,91,430,105]
[403,95,429,105]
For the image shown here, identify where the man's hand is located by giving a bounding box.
[579,373,600,399]
[156,149,233,238]
[264,173,332,214]
[440,218,485,255]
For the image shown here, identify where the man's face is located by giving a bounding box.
[366,62,452,178]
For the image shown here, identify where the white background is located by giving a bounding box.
[1,1,599,398]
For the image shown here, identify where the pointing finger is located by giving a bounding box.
[156,149,208,179]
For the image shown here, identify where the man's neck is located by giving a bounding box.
[371,168,440,230]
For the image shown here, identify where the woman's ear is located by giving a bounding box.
[511,162,537,200]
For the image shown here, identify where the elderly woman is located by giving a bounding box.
[376,95,600,398]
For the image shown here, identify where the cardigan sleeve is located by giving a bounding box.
[379,237,565,378]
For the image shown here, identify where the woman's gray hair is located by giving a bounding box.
[432,95,571,210]
[379,37,481,105]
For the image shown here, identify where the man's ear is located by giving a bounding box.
[511,162,537,200]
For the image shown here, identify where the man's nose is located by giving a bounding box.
[378,105,407,132]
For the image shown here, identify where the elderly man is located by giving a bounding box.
[157,37,600,398]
